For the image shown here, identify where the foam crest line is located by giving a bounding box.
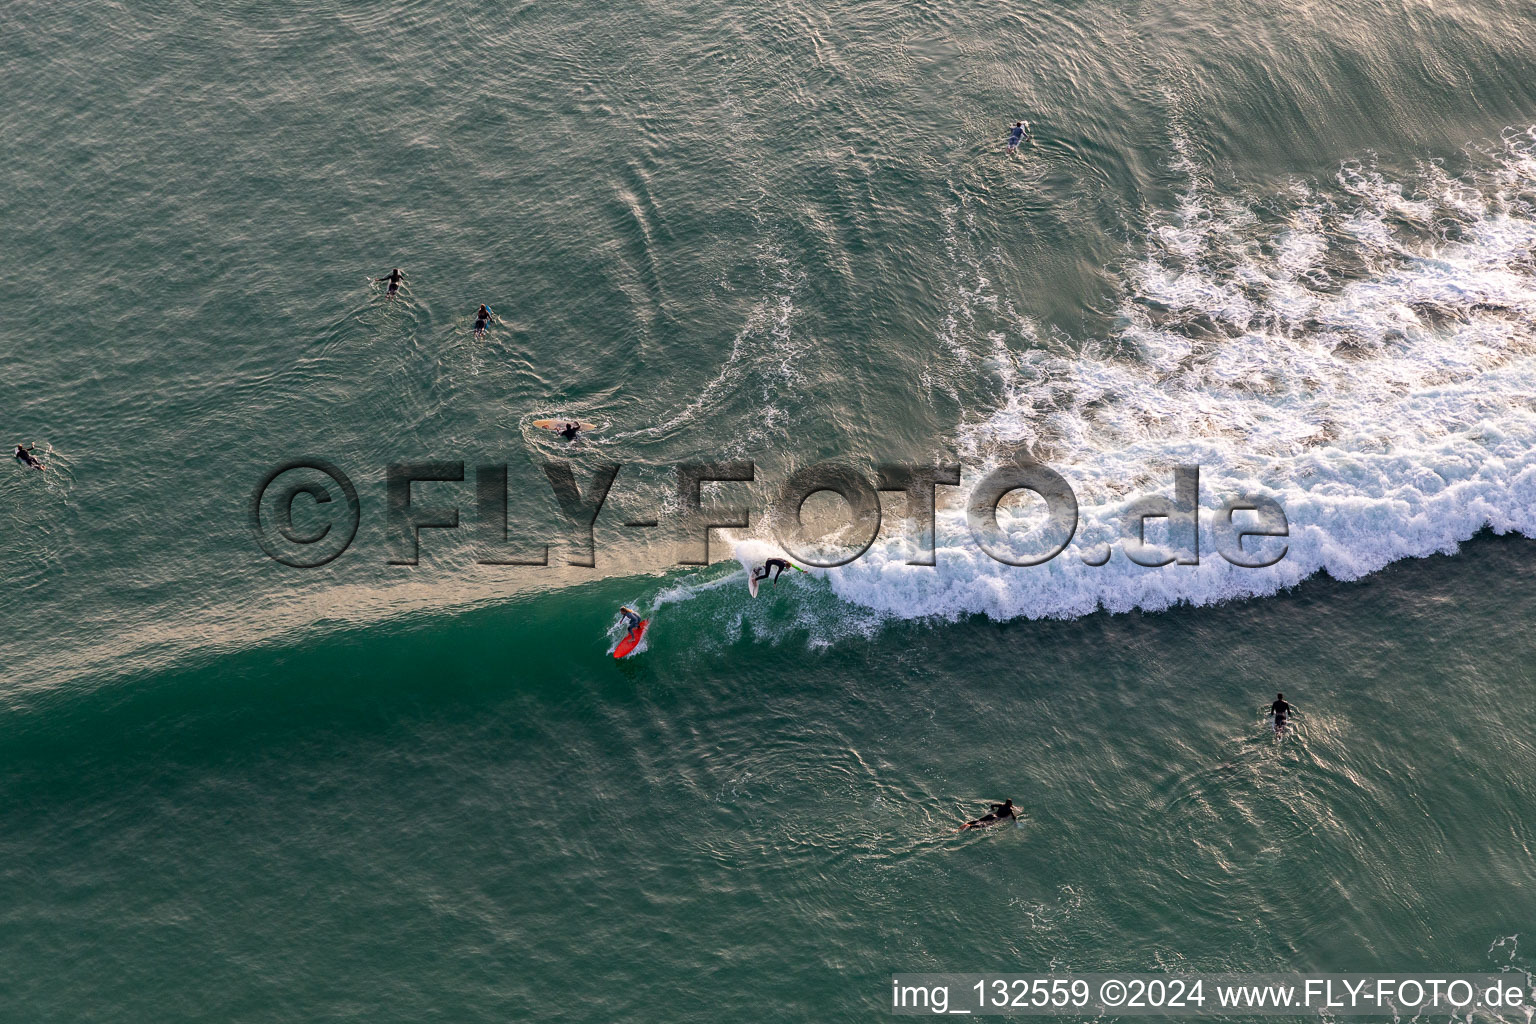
[830,132,1536,622]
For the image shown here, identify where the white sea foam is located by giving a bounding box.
[830,132,1536,622]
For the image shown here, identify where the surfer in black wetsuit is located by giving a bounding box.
[1270,693,1292,734]
[14,444,44,470]
[619,606,642,641]
[376,268,404,296]
[752,558,793,587]
[473,304,492,336]
[959,799,1016,831]
[559,421,581,441]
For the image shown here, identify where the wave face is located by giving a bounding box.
[829,132,1536,621]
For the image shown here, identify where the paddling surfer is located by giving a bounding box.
[375,267,404,296]
[959,798,1017,831]
[1006,120,1029,154]
[1270,693,1292,735]
[13,444,44,471]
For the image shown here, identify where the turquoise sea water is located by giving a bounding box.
[5,0,1536,1019]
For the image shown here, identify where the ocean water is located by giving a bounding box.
[4,0,1536,1019]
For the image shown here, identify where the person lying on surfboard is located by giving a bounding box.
[619,606,643,642]
[1006,120,1030,154]
[14,444,44,471]
[751,558,795,587]
[375,267,404,296]
[1270,693,1293,735]
[473,304,493,337]
[959,799,1017,831]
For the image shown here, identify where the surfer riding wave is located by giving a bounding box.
[619,606,642,641]
[752,558,793,588]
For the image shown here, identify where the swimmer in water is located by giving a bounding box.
[619,605,642,642]
[473,304,493,337]
[375,268,404,296]
[13,444,44,471]
[959,798,1017,831]
[751,557,794,587]
[558,421,581,441]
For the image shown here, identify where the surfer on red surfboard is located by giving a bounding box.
[613,606,649,658]
[619,606,642,642]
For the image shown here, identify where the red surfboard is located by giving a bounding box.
[613,619,649,659]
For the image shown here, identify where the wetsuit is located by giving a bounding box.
[1008,123,1026,150]
[14,446,41,470]
[753,558,793,585]
[963,800,1016,829]
[378,269,403,295]
[620,608,642,638]
[1271,699,1291,731]
[474,306,491,334]
[559,422,580,440]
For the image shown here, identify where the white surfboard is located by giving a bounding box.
[748,572,760,598]
[532,419,597,432]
